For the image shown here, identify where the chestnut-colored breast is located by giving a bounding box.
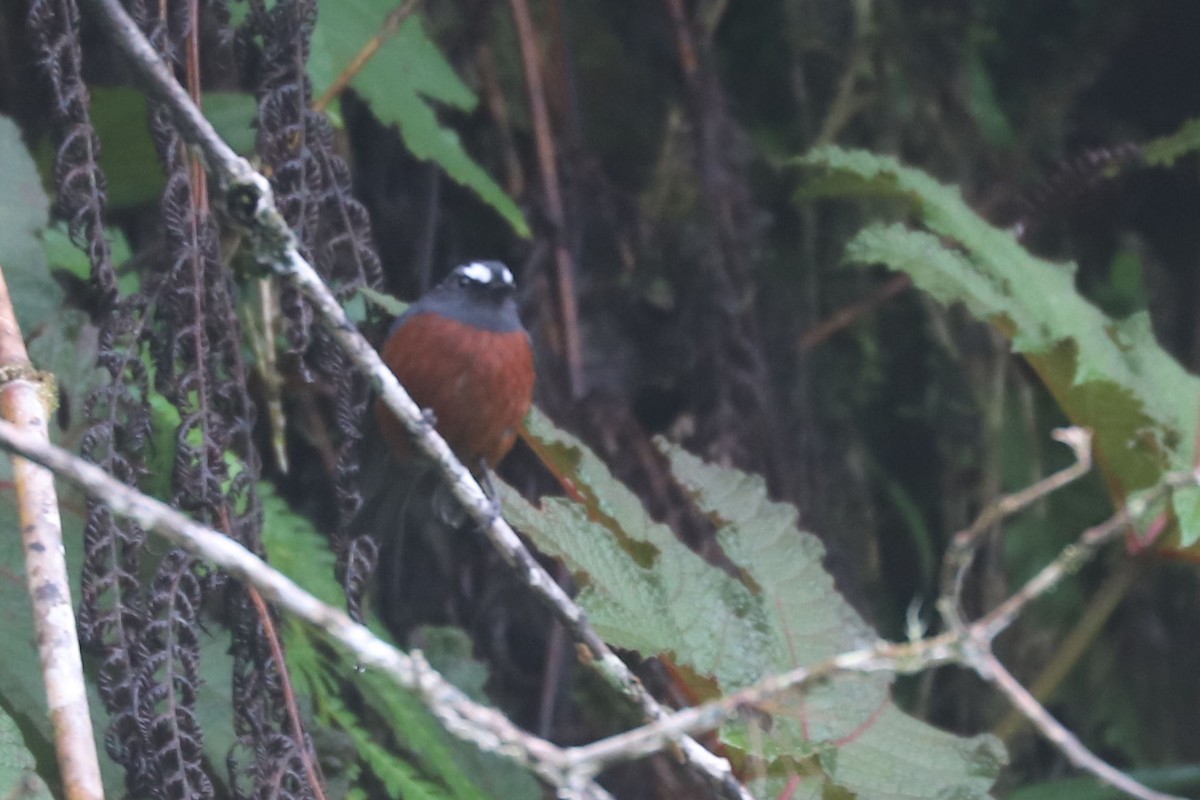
[375,312,535,469]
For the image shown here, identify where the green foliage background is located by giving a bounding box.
[2,1,1200,799]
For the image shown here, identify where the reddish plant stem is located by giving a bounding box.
[663,0,699,76]
[508,0,585,398]
[247,583,328,800]
[185,0,206,211]
[798,274,912,352]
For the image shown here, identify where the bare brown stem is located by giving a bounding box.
[508,0,585,398]
[797,273,912,352]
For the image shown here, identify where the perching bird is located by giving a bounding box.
[374,260,535,472]
[348,260,535,626]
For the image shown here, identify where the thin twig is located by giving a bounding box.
[992,561,1139,742]
[939,426,1094,631]
[797,273,911,352]
[984,653,1181,800]
[477,42,525,198]
[0,266,103,800]
[927,424,1189,800]
[558,633,961,784]
[77,1,748,796]
[312,0,421,113]
[698,0,732,44]
[245,583,328,800]
[558,430,1187,798]
[0,418,613,800]
[663,0,699,78]
[976,490,1143,641]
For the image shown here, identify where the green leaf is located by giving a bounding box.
[357,285,409,318]
[661,441,1007,794]
[0,707,54,800]
[799,146,1200,545]
[38,89,257,210]
[964,46,1015,148]
[202,92,259,156]
[41,221,136,297]
[505,409,1005,799]
[24,308,107,449]
[1142,118,1200,168]
[310,0,529,236]
[259,481,345,606]
[0,115,60,335]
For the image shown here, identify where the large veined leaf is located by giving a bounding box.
[33,89,257,210]
[504,409,1005,799]
[310,0,529,237]
[798,146,1200,546]
[0,115,60,335]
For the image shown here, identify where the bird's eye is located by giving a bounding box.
[457,275,474,288]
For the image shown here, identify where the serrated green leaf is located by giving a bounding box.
[310,0,528,236]
[259,482,344,605]
[0,115,60,335]
[800,146,1200,546]
[1142,118,1200,167]
[661,441,1007,794]
[506,408,1004,799]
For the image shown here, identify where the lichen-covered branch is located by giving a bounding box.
[0,265,103,800]
[0,418,613,800]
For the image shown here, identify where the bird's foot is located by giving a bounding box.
[478,462,504,523]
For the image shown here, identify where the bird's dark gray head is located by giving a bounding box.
[406,260,523,333]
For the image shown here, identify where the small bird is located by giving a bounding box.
[374,260,535,472]
[350,260,532,628]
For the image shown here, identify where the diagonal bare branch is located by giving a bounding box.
[0,416,616,800]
